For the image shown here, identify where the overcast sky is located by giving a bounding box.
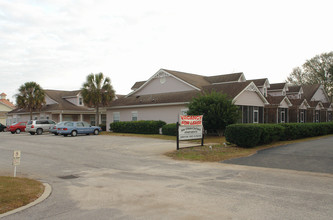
[1,0,332,103]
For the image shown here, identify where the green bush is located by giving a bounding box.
[162,123,177,136]
[110,120,166,134]
[225,124,263,148]
[99,124,106,131]
[225,122,333,148]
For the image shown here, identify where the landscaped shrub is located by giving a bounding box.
[162,123,177,136]
[99,124,106,131]
[225,122,333,148]
[225,124,263,148]
[110,120,166,134]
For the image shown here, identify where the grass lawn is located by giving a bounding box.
[0,176,44,214]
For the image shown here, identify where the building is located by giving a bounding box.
[0,93,15,125]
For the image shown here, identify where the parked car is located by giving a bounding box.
[57,121,101,137]
[26,119,56,135]
[49,121,68,135]
[7,122,27,134]
[0,123,7,132]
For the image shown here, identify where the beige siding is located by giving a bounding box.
[107,104,188,131]
[312,88,329,103]
[135,77,195,96]
[279,99,290,108]
[234,91,265,107]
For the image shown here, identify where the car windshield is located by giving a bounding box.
[27,121,33,125]
[12,122,19,125]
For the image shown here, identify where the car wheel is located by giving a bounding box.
[15,129,21,134]
[93,129,99,135]
[71,130,77,137]
[54,133,59,136]
[30,132,35,135]
[11,131,15,134]
[36,128,43,135]
[63,134,68,137]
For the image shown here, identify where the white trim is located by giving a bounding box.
[108,102,189,109]
[279,97,293,108]
[233,82,269,105]
[212,81,239,85]
[125,69,201,98]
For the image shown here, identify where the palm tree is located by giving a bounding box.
[81,73,115,126]
[16,82,46,120]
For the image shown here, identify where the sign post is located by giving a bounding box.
[13,150,21,177]
[177,115,204,150]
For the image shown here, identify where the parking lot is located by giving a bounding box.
[0,132,333,219]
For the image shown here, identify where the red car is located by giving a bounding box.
[8,122,27,134]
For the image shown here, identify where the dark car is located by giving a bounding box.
[7,122,27,134]
[0,123,7,132]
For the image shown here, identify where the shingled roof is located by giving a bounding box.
[8,90,93,114]
[0,98,15,109]
[204,72,244,84]
[301,84,321,101]
[247,78,269,87]
[268,83,287,91]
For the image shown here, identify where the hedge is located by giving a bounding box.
[225,122,333,148]
[110,120,166,134]
[162,123,177,136]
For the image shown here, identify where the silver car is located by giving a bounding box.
[26,119,56,135]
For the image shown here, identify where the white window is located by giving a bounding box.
[263,87,267,97]
[253,107,259,123]
[113,112,120,122]
[315,112,319,122]
[300,111,304,123]
[281,110,285,123]
[79,98,83,106]
[90,115,96,126]
[181,108,188,115]
[132,111,138,121]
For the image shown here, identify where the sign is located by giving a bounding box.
[177,115,204,150]
[180,115,203,126]
[179,126,203,140]
[13,150,21,166]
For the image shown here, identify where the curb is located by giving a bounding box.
[0,183,52,219]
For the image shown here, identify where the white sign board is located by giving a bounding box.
[179,125,203,140]
[13,150,21,166]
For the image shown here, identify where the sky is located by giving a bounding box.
[1,0,333,103]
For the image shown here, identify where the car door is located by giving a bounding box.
[82,121,93,134]
[76,122,85,134]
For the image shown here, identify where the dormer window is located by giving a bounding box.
[79,98,83,106]
[263,87,267,97]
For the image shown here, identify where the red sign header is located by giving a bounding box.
[180,115,203,126]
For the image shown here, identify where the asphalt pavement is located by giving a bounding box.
[224,136,333,174]
[0,132,332,220]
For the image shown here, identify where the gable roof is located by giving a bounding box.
[0,98,16,109]
[161,69,211,89]
[266,95,292,107]
[289,99,310,109]
[204,72,244,84]
[247,78,270,88]
[301,84,321,100]
[131,81,146,90]
[268,83,287,91]
[8,90,93,114]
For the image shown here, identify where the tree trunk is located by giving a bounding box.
[95,106,99,126]
[30,109,33,120]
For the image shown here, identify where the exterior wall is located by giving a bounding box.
[66,97,79,106]
[239,106,264,123]
[266,108,278,123]
[0,103,14,124]
[45,96,58,105]
[234,91,265,107]
[312,88,329,103]
[107,104,188,131]
[135,77,195,96]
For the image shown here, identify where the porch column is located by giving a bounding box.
[80,114,83,121]
[99,113,102,125]
[59,113,63,122]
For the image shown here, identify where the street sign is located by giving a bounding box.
[177,115,204,150]
[13,150,21,177]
